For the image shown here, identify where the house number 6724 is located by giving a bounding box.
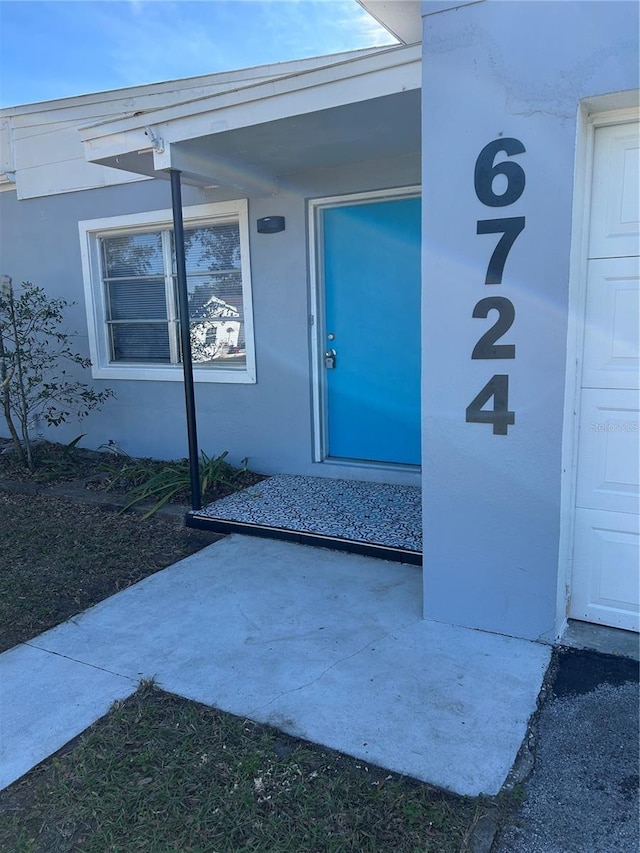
[466,138,525,435]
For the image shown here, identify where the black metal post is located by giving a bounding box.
[170,169,201,511]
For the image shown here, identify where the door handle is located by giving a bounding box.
[324,349,337,369]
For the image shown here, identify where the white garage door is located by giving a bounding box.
[570,120,640,631]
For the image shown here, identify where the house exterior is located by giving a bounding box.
[0,1,638,643]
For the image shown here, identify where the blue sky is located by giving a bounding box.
[0,0,396,108]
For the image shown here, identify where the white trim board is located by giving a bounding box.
[557,101,640,637]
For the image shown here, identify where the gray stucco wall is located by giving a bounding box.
[420,0,639,639]
[0,152,420,483]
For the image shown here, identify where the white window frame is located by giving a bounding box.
[78,200,255,383]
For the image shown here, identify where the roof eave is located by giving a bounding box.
[357,1,422,44]
[80,43,422,175]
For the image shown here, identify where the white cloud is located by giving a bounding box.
[95,0,396,88]
[87,3,226,87]
[332,1,398,46]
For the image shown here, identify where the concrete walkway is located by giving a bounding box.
[1,535,550,796]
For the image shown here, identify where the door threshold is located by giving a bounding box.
[324,456,421,473]
[560,620,639,661]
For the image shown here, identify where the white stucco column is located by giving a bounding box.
[420,0,639,640]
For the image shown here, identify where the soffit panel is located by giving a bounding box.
[178,89,421,179]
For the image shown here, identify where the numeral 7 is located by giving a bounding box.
[476,217,525,285]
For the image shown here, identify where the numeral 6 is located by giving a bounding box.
[474,138,526,207]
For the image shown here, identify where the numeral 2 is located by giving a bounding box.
[471,297,515,359]
[476,217,525,284]
[465,375,515,435]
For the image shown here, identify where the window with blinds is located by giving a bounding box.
[100,221,246,368]
[80,201,254,383]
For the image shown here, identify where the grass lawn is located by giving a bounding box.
[1,684,494,853]
[0,442,508,852]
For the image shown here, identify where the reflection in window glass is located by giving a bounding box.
[102,233,163,278]
[180,224,241,273]
[186,271,245,366]
[100,221,245,367]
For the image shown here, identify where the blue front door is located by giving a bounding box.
[322,196,421,465]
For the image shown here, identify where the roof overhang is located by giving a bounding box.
[358,0,486,44]
[80,43,421,196]
[357,1,422,44]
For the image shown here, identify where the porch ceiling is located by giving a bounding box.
[80,43,421,195]
[86,89,421,195]
[185,89,420,185]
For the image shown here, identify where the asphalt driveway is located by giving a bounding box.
[496,647,639,853]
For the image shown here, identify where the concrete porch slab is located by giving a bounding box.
[189,475,423,564]
[2,535,550,796]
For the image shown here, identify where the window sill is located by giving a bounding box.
[91,364,256,384]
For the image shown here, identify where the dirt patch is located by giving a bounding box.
[0,439,264,652]
[0,490,223,652]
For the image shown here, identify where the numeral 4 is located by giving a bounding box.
[465,374,515,435]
